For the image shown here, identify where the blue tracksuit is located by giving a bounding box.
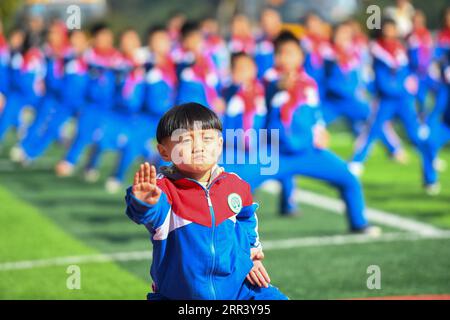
[20,46,70,157]
[63,48,121,165]
[112,54,177,182]
[322,46,401,154]
[0,48,45,142]
[85,55,146,172]
[352,40,423,164]
[226,68,368,230]
[406,28,436,117]
[254,35,274,79]
[421,52,450,185]
[322,48,371,131]
[174,49,220,110]
[21,51,89,160]
[0,38,9,96]
[301,35,333,101]
[125,165,288,300]
[220,79,298,214]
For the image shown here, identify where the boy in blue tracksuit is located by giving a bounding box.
[254,8,282,79]
[125,102,288,300]
[0,25,9,105]
[349,19,424,175]
[15,30,89,161]
[83,28,145,182]
[322,22,371,134]
[301,13,333,102]
[56,23,121,177]
[14,21,71,162]
[221,52,296,215]
[322,22,403,158]
[227,32,378,234]
[420,49,450,195]
[105,26,177,193]
[406,11,436,118]
[174,21,224,115]
[0,35,45,144]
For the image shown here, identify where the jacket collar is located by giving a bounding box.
[159,164,225,189]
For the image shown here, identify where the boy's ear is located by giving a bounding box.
[157,143,171,162]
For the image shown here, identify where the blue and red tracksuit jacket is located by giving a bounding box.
[143,53,178,118]
[125,165,260,300]
[174,48,221,110]
[61,50,89,112]
[324,45,364,101]
[0,34,9,95]
[370,39,416,100]
[254,34,274,79]
[264,67,323,154]
[84,47,122,110]
[221,79,267,150]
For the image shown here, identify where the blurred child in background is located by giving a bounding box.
[83,28,145,183]
[264,31,377,233]
[228,14,255,55]
[56,23,121,177]
[174,21,224,114]
[105,26,177,193]
[349,19,423,176]
[0,31,45,145]
[254,8,282,79]
[12,20,70,163]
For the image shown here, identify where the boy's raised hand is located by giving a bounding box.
[132,162,161,205]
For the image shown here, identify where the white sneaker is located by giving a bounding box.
[84,169,100,183]
[352,225,382,238]
[425,183,441,196]
[105,177,122,194]
[9,146,25,163]
[348,162,364,177]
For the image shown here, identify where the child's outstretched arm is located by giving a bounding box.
[125,163,171,228]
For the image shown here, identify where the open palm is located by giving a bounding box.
[132,162,161,205]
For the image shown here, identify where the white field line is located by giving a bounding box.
[259,181,445,236]
[2,231,450,272]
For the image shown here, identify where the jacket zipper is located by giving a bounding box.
[186,176,225,300]
[205,189,216,300]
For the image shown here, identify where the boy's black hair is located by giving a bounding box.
[156,103,223,144]
[180,21,200,40]
[90,22,110,36]
[146,24,166,40]
[230,51,254,69]
[273,30,301,53]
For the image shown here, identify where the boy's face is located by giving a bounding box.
[232,15,251,37]
[120,30,141,56]
[275,41,303,72]
[383,23,397,40]
[48,24,65,47]
[149,31,171,56]
[94,29,114,51]
[158,129,223,175]
[413,13,425,28]
[182,31,203,53]
[445,10,450,28]
[260,9,282,38]
[70,31,88,54]
[334,25,353,47]
[232,56,257,84]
